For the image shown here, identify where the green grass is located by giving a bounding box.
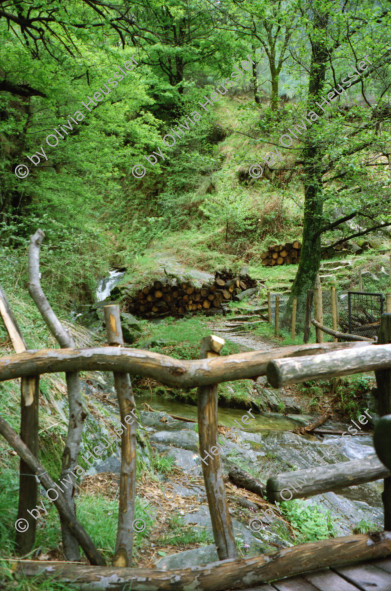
[0,561,78,591]
[151,451,176,475]
[135,315,240,359]
[161,515,214,546]
[0,459,154,565]
[353,519,381,534]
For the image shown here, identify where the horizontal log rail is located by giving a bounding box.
[267,455,391,503]
[267,343,391,387]
[311,318,375,342]
[0,341,369,388]
[15,533,391,590]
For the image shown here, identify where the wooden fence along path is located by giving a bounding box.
[1,310,391,588]
[1,234,391,589]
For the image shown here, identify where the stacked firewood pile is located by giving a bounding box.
[124,270,258,318]
[261,241,301,266]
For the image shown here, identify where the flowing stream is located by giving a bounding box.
[96,269,125,301]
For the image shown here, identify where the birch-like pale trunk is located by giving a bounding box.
[28,229,86,561]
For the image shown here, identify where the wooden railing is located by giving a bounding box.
[1,303,391,589]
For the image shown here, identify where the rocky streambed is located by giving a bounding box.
[81,376,382,570]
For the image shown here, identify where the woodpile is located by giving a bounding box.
[261,241,301,266]
[124,270,258,319]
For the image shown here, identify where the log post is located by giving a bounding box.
[0,284,39,555]
[197,335,237,560]
[304,289,313,344]
[275,296,280,337]
[314,275,324,343]
[375,313,391,530]
[331,286,338,342]
[29,229,86,560]
[291,297,297,340]
[104,305,137,567]
[386,294,391,314]
[267,291,272,323]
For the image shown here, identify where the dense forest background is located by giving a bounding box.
[1,0,391,311]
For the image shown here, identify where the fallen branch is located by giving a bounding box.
[15,533,391,590]
[228,466,265,498]
[0,341,370,389]
[311,319,374,342]
[312,428,370,436]
[0,415,105,566]
[293,413,331,435]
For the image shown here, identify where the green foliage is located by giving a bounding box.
[0,561,77,591]
[280,500,336,543]
[161,515,213,546]
[151,452,175,475]
[353,519,380,534]
[296,375,374,419]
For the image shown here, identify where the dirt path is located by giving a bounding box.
[207,315,274,352]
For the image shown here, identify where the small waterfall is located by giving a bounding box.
[96,269,125,302]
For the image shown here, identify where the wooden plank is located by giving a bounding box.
[272,576,320,590]
[306,569,360,590]
[266,454,390,503]
[197,335,237,560]
[334,564,391,590]
[267,343,391,388]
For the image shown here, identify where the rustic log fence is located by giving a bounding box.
[267,313,391,531]
[1,233,391,588]
[0,321,391,588]
[266,278,391,344]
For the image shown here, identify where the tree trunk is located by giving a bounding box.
[252,48,261,104]
[270,63,279,111]
[284,8,330,326]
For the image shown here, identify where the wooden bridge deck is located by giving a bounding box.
[252,558,391,591]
